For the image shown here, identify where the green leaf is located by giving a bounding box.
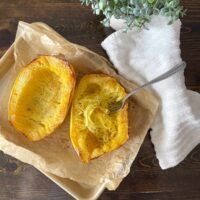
[148,0,156,3]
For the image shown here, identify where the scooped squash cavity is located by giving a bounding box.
[70,74,128,163]
[8,56,75,141]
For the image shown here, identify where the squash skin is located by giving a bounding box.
[70,74,128,163]
[8,56,76,141]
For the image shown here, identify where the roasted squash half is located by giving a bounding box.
[70,74,128,163]
[8,56,75,141]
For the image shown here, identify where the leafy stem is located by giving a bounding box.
[80,0,186,30]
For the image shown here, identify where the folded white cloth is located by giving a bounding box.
[102,16,200,169]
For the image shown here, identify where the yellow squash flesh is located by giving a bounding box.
[8,56,75,141]
[70,74,128,163]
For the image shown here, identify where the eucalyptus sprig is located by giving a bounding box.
[81,0,185,29]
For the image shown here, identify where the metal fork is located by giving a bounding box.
[108,62,186,113]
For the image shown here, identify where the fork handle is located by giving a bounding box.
[124,62,186,102]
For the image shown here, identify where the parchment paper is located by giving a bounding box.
[0,21,159,190]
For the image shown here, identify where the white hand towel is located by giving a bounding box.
[101,16,200,169]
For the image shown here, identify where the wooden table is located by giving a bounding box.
[0,1,200,199]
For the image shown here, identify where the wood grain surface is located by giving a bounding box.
[0,0,200,200]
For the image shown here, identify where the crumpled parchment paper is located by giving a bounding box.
[0,21,159,190]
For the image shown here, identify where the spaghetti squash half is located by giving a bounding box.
[70,74,128,162]
[8,56,75,141]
